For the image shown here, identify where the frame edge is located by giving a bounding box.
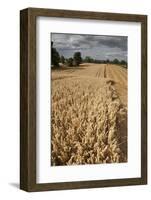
[20,8,37,192]
[20,7,148,192]
[20,8,29,191]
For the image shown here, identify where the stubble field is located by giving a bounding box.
[51,63,127,166]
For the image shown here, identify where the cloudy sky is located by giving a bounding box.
[51,33,127,61]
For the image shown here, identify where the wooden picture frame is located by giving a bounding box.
[20,7,147,192]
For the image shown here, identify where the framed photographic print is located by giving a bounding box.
[20,8,147,191]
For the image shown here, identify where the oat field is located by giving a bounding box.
[51,63,127,166]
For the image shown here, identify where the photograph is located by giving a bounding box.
[20,7,147,191]
[51,33,128,166]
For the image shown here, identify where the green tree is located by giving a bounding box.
[120,60,127,68]
[60,55,65,64]
[73,52,82,66]
[67,58,73,67]
[113,58,120,65]
[85,56,93,63]
[51,41,60,67]
[106,59,110,64]
[120,60,127,65]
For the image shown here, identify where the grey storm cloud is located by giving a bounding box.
[51,33,127,61]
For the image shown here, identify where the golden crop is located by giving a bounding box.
[51,64,127,166]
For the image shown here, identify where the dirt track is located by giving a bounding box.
[52,63,127,105]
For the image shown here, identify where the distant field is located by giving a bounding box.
[51,63,127,166]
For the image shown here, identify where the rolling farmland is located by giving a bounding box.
[51,63,127,166]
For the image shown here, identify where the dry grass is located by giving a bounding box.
[51,64,127,166]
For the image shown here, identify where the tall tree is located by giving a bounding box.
[113,58,120,65]
[106,59,110,64]
[120,60,127,65]
[67,58,73,67]
[51,41,60,67]
[85,56,93,63]
[60,55,65,64]
[73,52,82,66]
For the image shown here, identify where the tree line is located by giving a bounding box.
[52,44,82,67]
[84,56,127,66]
[51,43,127,67]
